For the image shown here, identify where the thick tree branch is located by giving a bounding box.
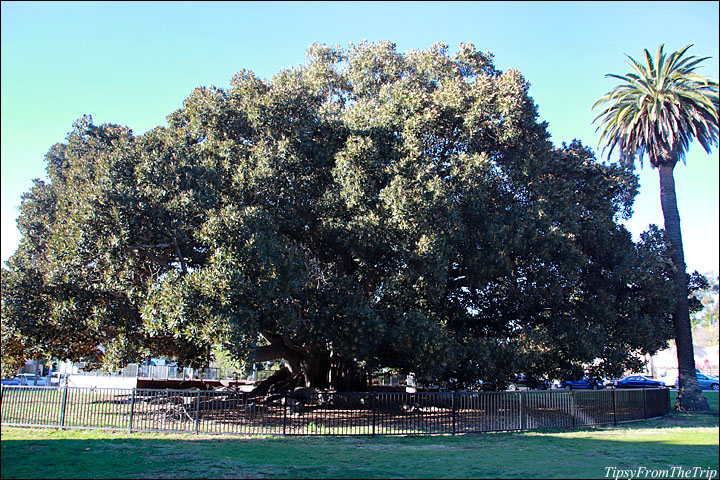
[127,243,172,249]
[125,247,172,271]
[172,236,188,275]
[254,332,304,372]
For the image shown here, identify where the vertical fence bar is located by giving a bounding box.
[643,387,647,420]
[29,388,36,424]
[24,387,32,424]
[84,388,91,428]
[128,388,136,433]
[59,383,69,429]
[371,393,376,436]
[451,392,456,435]
[518,391,523,431]
[570,391,575,428]
[27,388,34,424]
[195,390,201,435]
[33,388,39,425]
[16,387,25,425]
[282,392,288,436]
[612,387,617,425]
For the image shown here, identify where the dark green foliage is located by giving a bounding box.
[1,42,677,388]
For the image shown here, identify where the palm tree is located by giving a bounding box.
[593,44,718,411]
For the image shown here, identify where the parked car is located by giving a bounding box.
[561,377,604,390]
[15,373,47,386]
[473,380,510,392]
[615,375,665,388]
[507,374,550,391]
[1,377,20,385]
[49,373,67,386]
[674,373,719,391]
[657,371,678,387]
[603,377,622,388]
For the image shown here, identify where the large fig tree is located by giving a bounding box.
[2,42,677,390]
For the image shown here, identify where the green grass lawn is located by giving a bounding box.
[2,393,718,479]
[670,390,719,414]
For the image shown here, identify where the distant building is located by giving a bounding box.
[649,345,719,379]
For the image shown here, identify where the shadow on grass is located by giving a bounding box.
[541,410,719,433]
[1,413,718,479]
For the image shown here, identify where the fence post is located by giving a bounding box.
[128,388,136,433]
[194,390,201,435]
[451,392,456,435]
[643,387,647,420]
[570,390,575,428]
[371,393,376,437]
[59,383,69,429]
[283,392,288,436]
[612,387,617,425]
[518,391,524,431]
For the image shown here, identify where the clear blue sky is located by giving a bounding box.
[2,1,719,275]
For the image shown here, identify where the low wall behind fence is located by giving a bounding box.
[0,386,670,436]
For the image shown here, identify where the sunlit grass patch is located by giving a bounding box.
[2,411,717,479]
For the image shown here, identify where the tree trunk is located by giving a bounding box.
[658,163,709,411]
[252,335,368,392]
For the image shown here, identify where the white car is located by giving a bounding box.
[49,373,67,386]
[657,371,678,387]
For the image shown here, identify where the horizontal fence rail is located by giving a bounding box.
[1,386,670,436]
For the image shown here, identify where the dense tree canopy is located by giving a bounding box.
[2,42,679,388]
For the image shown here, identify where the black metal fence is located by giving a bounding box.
[0,386,670,436]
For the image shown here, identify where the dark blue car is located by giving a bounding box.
[615,375,665,388]
[561,377,603,390]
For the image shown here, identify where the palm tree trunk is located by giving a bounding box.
[658,163,709,411]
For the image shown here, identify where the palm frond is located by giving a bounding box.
[593,44,719,168]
